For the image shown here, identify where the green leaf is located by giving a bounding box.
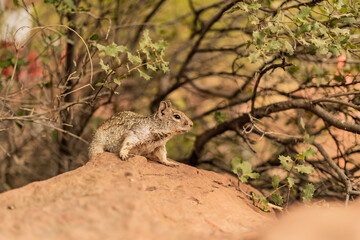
[297,7,311,20]
[333,0,344,10]
[231,156,242,174]
[90,34,99,40]
[146,63,157,71]
[113,77,122,86]
[295,164,314,174]
[214,111,226,123]
[331,27,350,36]
[233,160,259,183]
[329,44,342,57]
[227,2,248,13]
[5,50,12,58]
[303,133,315,144]
[272,175,280,188]
[51,131,58,141]
[271,193,283,205]
[302,147,316,159]
[252,192,270,212]
[287,177,295,188]
[253,30,266,47]
[137,69,151,80]
[248,3,261,10]
[295,23,311,37]
[248,51,260,63]
[63,0,76,10]
[96,43,127,57]
[279,155,293,171]
[140,29,152,49]
[99,59,110,73]
[341,17,356,24]
[0,59,11,68]
[154,40,167,51]
[283,24,294,37]
[127,52,142,64]
[303,183,315,202]
[13,0,20,7]
[284,41,294,55]
[266,40,282,51]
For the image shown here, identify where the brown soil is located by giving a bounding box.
[0,153,275,240]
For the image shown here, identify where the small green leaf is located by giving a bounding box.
[283,24,294,37]
[231,156,242,174]
[13,0,20,7]
[146,63,157,71]
[51,131,59,141]
[302,147,316,159]
[140,29,152,49]
[297,7,311,20]
[127,52,142,64]
[284,40,294,55]
[233,160,259,183]
[214,111,226,123]
[279,155,293,171]
[248,51,260,63]
[248,3,261,10]
[266,40,282,52]
[253,30,266,47]
[252,192,270,212]
[227,2,248,13]
[96,43,127,57]
[95,82,103,87]
[271,193,283,205]
[295,164,314,174]
[99,59,110,73]
[303,183,315,202]
[295,23,311,37]
[90,34,99,40]
[113,77,122,86]
[287,177,295,188]
[272,175,280,188]
[63,0,76,10]
[341,17,356,24]
[154,40,167,51]
[0,59,11,68]
[137,69,151,80]
[303,133,315,144]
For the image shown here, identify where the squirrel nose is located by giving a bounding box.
[189,121,193,128]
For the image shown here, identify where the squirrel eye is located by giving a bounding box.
[174,114,181,119]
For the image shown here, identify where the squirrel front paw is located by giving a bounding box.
[119,153,135,161]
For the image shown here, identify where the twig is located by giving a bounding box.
[312,142,352,206]
[250,61,293,113]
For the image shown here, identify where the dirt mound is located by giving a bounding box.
[0,153,275,240]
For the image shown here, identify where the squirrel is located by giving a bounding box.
[88,100,193,167]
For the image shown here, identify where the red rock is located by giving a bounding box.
[0,153,275,240]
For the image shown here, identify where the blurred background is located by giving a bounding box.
[1,0,360,207]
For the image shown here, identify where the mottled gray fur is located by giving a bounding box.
[88,101,193,166]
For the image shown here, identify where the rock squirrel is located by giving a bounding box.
[88,100,193,166]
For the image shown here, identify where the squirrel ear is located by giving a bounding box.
[158,101,170,118]
[165,100,172,108]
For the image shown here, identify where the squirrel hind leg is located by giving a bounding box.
[88,144,105,159]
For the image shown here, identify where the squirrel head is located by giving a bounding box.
[157,100,193,134]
